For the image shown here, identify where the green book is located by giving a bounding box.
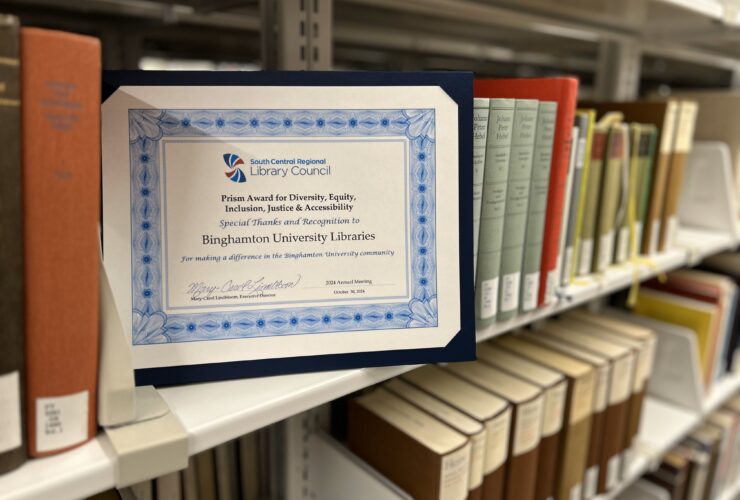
[520,101,557,312]
[497,99,538,321]
[577,125,608,276]
[473,98,490,279]
[476,98,515,326]
[636,125,658,254]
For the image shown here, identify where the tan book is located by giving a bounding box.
[539,320,636,493]
[348,388,471,500]
[706,409,740,495]
[477,343,566,500]
[516,330,611,500]
[385,378,487,500]
[493,336,595,500]
[659,100,698,251]
[403,365,511,500]
[444,362,543,500]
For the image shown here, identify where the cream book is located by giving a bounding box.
[403,365,511,500]
[473,98,491,278]
[348,388,471,500]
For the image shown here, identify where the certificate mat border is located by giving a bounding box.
[128,108,437,344]
[101,71,474,385]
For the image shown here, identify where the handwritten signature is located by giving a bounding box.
[185,275,302,300]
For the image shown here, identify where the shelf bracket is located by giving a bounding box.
[261,0,333,70]
[594,40,642,100]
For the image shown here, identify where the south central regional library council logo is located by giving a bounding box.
[222,153,247,183]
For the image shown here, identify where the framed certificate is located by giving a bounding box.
[102,71,473,385]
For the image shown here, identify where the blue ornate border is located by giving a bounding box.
[128,108,437,345]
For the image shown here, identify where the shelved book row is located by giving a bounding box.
[471,78,701,328]
[618,392,740,500]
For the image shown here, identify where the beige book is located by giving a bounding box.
[445,362,543,500]
[477,343,566,500]
[385,378,487,500]
[516,330,610,500]
[493,336,595,500]
[403,365,511,500]
[349,388,471,500]
[706,409,740,496]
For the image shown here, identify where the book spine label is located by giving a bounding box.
[484,407,512,474]
[596,230,615,272]
[649,219,661,255]
[470,430,487,491]
[577,239,594,277]
[440,443,472,500]
[543,381,567,437]
[473,99,491,278]
[512,396,543,456]
[569,483,583,500]
[35,390,89,453]
[0,372,21,454]
[520,102,556,312]
[584,466,599,499]
[615,225,629,263]
[477,101,515,323]
[605,454,621,490]
[498,100,538,319]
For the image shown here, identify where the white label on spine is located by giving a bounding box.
[597,231,615,272]
[616,226,629,263]
[578,238,594,276]
[635,221,643,254]
[545,270,557,305]
[522,272,539,311]
[606,454,622,489]
[562,246,574,286]
[0,371,22,454]
[484,408,511,474]
[501,272,520,313]
[649,220,661,255]
[569,482,582,500]
[513,397,543,456]
[440,443,471,500]
[481,278,498,319]
[36,390,88,453]
[584,466,599,499]
[469,431,486,490]
[542,381,567,437]
[666,215,678,249]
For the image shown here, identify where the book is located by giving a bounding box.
[520,101,557,312]
[348,388,471,500]
[475,77,579,307]
[659,100,698,251]
[156,471,183,500]
[129,481,154,500]
[706,409,739,495]
[498,99,538,320]
[195,449,218,500]
[493,335,595,500]
[614,124,640,264]
[183,456,200,500]
[722,395,740,483]
[685,424,724,500]
[215,440,239,500]
[580,100,680,256]
[0,13,25,475]
[555,126,579,287]
[445,362,543,500]
[477,99,516,326]
[516,330,610,500]
[701,251,740,372]
[473,98,491,279]
[635,125,658,254]
[562,115,589,286]
[570,109,596,284]
[674,443,711,500]
[403,365,511,500]
[477,343,566,500]
[385,378,487,500]
[644,450,690,500]
[577,124,608,276]
[22,27,101,457]
[238,432,260,500]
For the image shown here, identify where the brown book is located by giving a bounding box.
[22,27,101,457]
[0,13,25,474]
[493,336,595,500]
[349,388,471,500]
[685,424,724,500]
[445,362,543,500]
[539,320,636,493]
[477,343,566,500]
[516,330,611,500]
[385,378,487,500]
[659,100,698,251]
[645,450,690,500]
[579,100,680,255]
[403,365,511,500]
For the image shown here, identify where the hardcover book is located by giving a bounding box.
[555,127,579,286]
[635,125,658,254]
[473,98,491,279]
[577,125,608,277]
[562,116,589,285]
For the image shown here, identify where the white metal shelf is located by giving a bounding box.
[0,229,737,500]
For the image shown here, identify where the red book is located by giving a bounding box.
[22,27,101,457]
[474,77,579,307]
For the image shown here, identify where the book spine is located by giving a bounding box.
[570,110,596,284]
[577,130,607,277]
[506,397,544,500]
[615,126,640,265]
[562,117,589,286]
[659,100,698,251]
[556,127,579,288]
[520,102,557,312]
[557,373,595,500]
[481,407,512,500]
[440,443,473,500]
[476,99,515,326]
[593,125,627,273]
[498,100,538,321]
[635,127,657,255]
[22,28,101,457]
[473,98,491,279]
[536,382,567,500]
[0,13,25,475]
[583,366,610,499]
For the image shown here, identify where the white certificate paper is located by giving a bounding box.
[102,85,461,372]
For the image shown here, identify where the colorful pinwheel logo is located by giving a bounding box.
[223,153,246,183]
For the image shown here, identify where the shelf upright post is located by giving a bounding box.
[594,40,642,100]
[261,0,333,70]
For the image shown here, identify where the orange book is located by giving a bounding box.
[474,77,579,307]
[22,27,101,457]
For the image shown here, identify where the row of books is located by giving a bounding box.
[472,77,700,326]
[347,308,658,500]
[630,392,740,500]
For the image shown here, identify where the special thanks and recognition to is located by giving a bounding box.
[101,79,469,383]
